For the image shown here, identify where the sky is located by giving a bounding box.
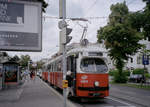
[9,0,146,61]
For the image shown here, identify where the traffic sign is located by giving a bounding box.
[142,54,149,65]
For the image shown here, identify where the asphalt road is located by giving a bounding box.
[69,83,150,107]
[109,84,150,107]
[70,96,139,107]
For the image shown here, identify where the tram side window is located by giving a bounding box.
[55,63,57,72]
[52,64,53,72]
[67,56,75,72]
[54,63,56,72]
[53,63,55,72]
[48,64,51,72]
[50,64,52,72]
[67,57,71,71]
[57,61,61,72]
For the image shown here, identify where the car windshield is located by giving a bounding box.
[80,58,108,73]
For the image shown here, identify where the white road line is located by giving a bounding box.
[40,78,77,107]
[107,96,136,107]
[103,105,136,107]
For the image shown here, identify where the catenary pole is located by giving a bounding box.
[62,0,67,107]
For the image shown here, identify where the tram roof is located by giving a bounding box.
[45,43,108,64]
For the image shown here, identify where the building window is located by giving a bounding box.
[148,36,150,41]
[131,58,133,63]
[137,55,142,64]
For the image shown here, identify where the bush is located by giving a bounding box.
[124,70,130,76]
[113,71,128,83]
[145,73,150,79]
[132,68,147,75]
[109,69,130,76]
[109,69,118,76]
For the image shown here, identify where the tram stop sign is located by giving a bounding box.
[0,0,42,52]
[142,54,149,65]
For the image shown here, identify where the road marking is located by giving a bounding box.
[103,106,136,107]
[39,78,77,107]
[107,96,136,107]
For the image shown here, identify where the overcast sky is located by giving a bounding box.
[9,0,145,61]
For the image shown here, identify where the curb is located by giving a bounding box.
[40,78,77,107]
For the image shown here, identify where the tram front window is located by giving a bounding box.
[80,58,108,73]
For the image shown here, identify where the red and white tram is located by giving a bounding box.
[42,43,109,99]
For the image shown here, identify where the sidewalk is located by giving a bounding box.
[0,85,23,102]
[110,84,150,107]
[0,76,76,107]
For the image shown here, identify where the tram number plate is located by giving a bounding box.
[93,93,100,96]
[80,80,88,83]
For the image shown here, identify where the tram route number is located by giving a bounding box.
[63,80,68,88]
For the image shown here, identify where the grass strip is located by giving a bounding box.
[110,82,150,90]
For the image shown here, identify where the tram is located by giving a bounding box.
[42,43,109,99]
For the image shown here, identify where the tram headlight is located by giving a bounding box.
[94,81,99,87]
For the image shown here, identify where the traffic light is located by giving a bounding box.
[60,27,72,44]
[66,28,72,44]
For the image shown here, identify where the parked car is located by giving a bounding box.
[129,74,145,83]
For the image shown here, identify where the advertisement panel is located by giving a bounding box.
[0,0,42,51]
[4,64,18,83]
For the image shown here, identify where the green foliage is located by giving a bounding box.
[141,0,150,40]
[109,69,118,76]
[97,2,143,83]
[128,12,145,32]
[145,73,150,79]
[124,70,130,76]
[36,60,44,69]
[109,69,130,76]
[109,2,129,25]
[132,68,147,74]
[20,55,31,68]
[113,70,128,83]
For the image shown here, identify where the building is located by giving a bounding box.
[126,39,150,73]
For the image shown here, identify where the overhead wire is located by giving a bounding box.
[84,0,99,16]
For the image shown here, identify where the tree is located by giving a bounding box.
[36,60,44,69]
[139,0,150,40]
[97,2,143,83]
[20,55,31,68]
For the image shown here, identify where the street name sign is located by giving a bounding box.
[0,0,42,52]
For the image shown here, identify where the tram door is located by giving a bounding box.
[67,55,77,95]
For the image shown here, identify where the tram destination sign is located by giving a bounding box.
[0,0,42,51]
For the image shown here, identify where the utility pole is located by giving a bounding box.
[59,0,67,107]
[59,0,72,107]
